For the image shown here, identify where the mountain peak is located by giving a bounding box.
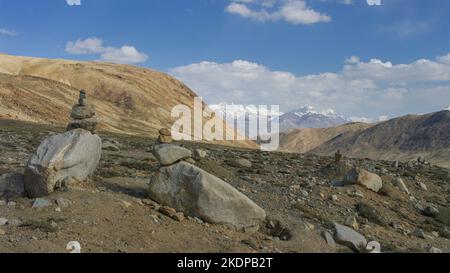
[280,106,349,131]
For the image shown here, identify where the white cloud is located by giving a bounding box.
[0,28,18,36]
[66,0,81,6]
[226,0,331,25]
[170,53,450,120]
[65,37,148,64]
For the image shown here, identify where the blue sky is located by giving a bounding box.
[1,0,450,120]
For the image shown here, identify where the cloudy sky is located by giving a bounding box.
[1,0,450,120]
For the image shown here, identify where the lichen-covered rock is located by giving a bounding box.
[152,144,192,166]
[343,167,383,193]
[24,129,102,198]
[334,223,367,252]
[149,161,266,229]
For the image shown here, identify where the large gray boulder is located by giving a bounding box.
[343,167,383,193]
[149,161,266,229]
[24,129,102,198]
[0,173,25,200]
[152,144,192,166]
[334,223,367,252]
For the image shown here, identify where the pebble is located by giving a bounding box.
[0,218,8,226]
[422,206,439,218]
[345,216,359,231]
[32,198,52,208]
[158,206,177,217]
[413,228,426,239]
[300,190,309,198]
[322,231,336,248]
[304,222,315,231]
[7,219,21,226]
[56,198,73,208]
[331,195,338,202]
[172,212,185,222]
[419,182,428,191]
[429,247,443,253]
[334,223,367,252]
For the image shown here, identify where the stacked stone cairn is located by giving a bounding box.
[157,128,172,144]
[67,90,98,134]
[23,91,102,198]
[148,128,266,230]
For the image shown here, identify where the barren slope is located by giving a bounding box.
[0,53,256,148]
[311,111,450,168]
[279,122,373,153]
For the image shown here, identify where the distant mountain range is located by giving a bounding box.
[210,104,351,135]
[279,106,350,131]
[280,110,450,168]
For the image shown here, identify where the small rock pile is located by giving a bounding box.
[148,129,266,229]
[22,91,102,198]
[157,128,172,144]
[67,90,98,134]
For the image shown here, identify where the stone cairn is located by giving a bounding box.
[157,128,172,144]
[67,90,98,134]
[335,150,342,163]
[148,128,266,229]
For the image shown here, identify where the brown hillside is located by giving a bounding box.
[0,54,256,148]
[311,111,450,168]
[279,122,372,153]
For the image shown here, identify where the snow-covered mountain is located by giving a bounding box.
[208,103,282,139]
[209,103,282,121]
[208,103,350,136]
[279,106,350,131]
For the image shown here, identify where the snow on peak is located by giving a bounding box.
[291,105,340,118]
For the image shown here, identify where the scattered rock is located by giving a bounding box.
[102,141,120,151]
[262,218,292,241]
[172,212,185,222]
[429,247,443,253]
[193,149,207,161]
[0,173,25,200]
[343,168,383,193]
[183,157,196,164]
[334,223,367,252]
[149,161,266,229]
[345,216,359,230]
[0,228,5,235]
[152,144,192,166]
[393,178,410,195]
[158,206,177,218]
[322,231,336,248]
[32,198,52,208]
[0,218,8,226]
[422,205,439,218]
[413,228,426,239]
[231,158,252,168]
[356,203,385,226]
[419,182,428,191]
[56,198,72,208]
[24,129,102,198]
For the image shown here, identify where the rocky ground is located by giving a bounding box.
[1,119,449,253]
